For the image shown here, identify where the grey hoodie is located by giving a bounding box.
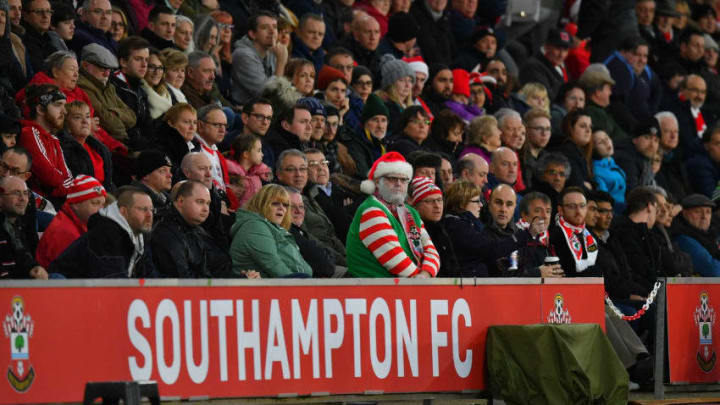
[99,202,145,277]
[231,35,277,105]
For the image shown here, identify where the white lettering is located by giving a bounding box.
[155,299,181,384]
[451,299,472,378]
[184,300,209,384]
[369,298,391,379]
[323,298,344,378]
[265,299,290,379]
[344,298,366,377]
[430,300,449,377]
[128,299,152,380]
[236,299,262,380]
[395,299,418,377]
[210,300,233,381]
[291,299,319,379]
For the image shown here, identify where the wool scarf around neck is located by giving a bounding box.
[516,218,548,246]
[556,215,598,272]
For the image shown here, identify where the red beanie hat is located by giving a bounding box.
[317,65,347,91]
[452,69,471,98]
[410,176,442,205]
[66,175,107,205]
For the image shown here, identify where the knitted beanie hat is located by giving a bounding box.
[361,93,390,124]
[136,150,173,179]
[66,175,107,205]
[380,54,415,90]
[404,56,429,78]
[410,176,442,205]
[298,97,326,117]
[360,151,414,194]
[452,69,471,98]
[387,12,419,43]
[317,65,347,91]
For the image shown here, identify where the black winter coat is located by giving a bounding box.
[289,224,336,278]
[20,21,57,73]
[424,219,461,277]
[409,1,454,66]
[50,213,156,278]
[608,215,662,296]
[519,55,565,101]
[613,138,653,192]
[151,206,229,278]
[109,74,153,150]
[264,126,306,169]
[155,120,192,169]
[549,223,604,278]
[59,132,115,193]
[0,214,38,279]
[551,142,593,190]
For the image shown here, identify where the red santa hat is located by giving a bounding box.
[360,152,414,194]
[410,176,442,205]
[66,175,107,205]
[403,56,429,78]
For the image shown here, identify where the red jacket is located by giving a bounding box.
[20,121,73,197]
[36,204,86,268]
[16,71,128,154]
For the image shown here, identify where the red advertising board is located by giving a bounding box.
[0,278,605,404]
[667,279,720,383]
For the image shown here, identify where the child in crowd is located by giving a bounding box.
[227,134,272,208]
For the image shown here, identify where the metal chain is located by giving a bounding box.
[605,281,663,321]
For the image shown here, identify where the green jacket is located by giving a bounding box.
[585,101,628,142]
[229,209,312,278]
[76,68,136,143]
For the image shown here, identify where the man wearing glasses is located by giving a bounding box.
[347,152,440,278]
[0,176,48,279]
[20,0,57,72]
[549,186,602,278]
[70,0,117,54]
[194,105,233,201]
[275,149,347,264]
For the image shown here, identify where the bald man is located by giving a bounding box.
[488,147,518,188]
[457,153,489,189]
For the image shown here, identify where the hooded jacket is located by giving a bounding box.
[49,202,155,278]
[229,209,312,278]
[231,35,277,105]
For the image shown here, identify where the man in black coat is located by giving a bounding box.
[287,188,338,278]
[110,36,153,150]
[140,6,177,50]
[131,150,173,220]
[409,0,454,66]
[0,176,46,279]
[20,0,58,73]
[655,111,691,202]
[264,104,312,165]
[50,186,156,278]
[614,118,660,192]
[519,28,571,101]
[666,74,718,157]
[151,180,231,278]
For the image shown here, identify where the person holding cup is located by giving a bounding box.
[514,191,565,277]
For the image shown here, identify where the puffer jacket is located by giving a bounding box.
[229,209,312,278]
[151,206,229,278]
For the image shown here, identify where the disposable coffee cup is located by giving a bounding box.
[544,256,560,265]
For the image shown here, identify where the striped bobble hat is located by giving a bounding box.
[410,176,442,205]
[66,175,107,205]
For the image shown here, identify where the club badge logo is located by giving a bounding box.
[3,296,35,392]
[547,293,571,324]
[695,291,716,373]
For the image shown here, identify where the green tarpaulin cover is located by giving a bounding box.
[487,324,629,405]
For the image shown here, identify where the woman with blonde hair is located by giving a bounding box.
[161,48,189,104]
[376,55,415,132]
[442,181,488,276]
[110,7,129,42]
[518,82,550,113]
[460,115,503,165]
[230,184,312,278]
[156,102,197,167]
[142,48,172,119]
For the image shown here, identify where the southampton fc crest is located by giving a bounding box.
[695,291,717,373]
[2,296,35,392]
[547,293,571,324]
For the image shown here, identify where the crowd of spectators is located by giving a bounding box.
[3,0,720,386]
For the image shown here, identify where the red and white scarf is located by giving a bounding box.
[516,218,549,246]
[382,198,424,264]
[556,215,598,272]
